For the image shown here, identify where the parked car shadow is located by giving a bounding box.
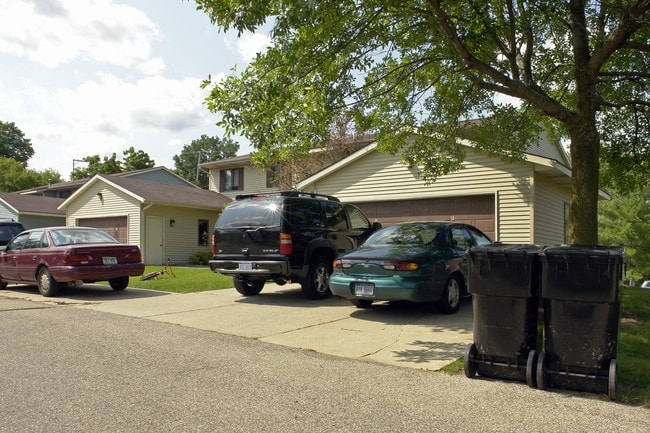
[234,284,351,308]
[2,283,171,302]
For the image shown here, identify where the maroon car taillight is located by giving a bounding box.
[63,251,93,264]
[280,233,292,255]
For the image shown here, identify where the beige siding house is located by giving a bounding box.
[201,154,275,200]
[200,133,587,245]
[59,175,231,265]
[295,137,577,245]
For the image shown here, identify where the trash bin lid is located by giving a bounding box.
[468,244,542,261]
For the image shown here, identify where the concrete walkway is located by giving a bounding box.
[0,282,473,371]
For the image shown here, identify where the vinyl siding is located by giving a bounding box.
[208,166,275,199]
[65,183,142,245]
[302,148,535,243]
[145,205,217,265]
[533,176,570,246]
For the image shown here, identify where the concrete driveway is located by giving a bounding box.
[0,282,473,371]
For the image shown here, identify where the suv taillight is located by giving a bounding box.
[211,234,216,254]
[280,233,292,255]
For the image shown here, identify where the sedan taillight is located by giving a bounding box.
[381,261,420,271]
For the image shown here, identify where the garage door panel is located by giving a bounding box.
[78,217,128,244]
[356,195,495,240]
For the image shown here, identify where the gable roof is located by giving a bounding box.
[0,192,65,216]
[19,166,196,196]
[58,175,231,210]
[296,136,574,190]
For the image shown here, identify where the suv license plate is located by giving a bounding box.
[238,262,253,271]
[354,282,374,296]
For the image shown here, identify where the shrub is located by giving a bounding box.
[189,251,213,265]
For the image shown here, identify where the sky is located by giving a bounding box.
[0,0,270,180]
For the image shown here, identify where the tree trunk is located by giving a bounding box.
[568,119,600,245]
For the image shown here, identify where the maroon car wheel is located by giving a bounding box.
[109,276,129,291]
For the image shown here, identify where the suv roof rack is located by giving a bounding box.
[235,190,340,202]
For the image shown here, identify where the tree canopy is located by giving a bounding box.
[173,134,239,188]
[0,121,35,166]
[196,0,650,245]
[0,157,63,192]
[71,148,155,180]
[599,188,650,282]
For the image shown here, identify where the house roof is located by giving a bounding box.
[19,166,196,196]
[58,175,232,210]
[199,154,252,170]
[296,136,575,188]
[0,192,66,216]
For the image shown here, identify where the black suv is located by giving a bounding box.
[209,191,380,299]
[0,221,25,249]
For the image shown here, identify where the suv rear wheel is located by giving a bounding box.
[233,277,264,296]
[301,256,332,300]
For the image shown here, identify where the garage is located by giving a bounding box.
[355,194,495,240]
[78,216,128,244]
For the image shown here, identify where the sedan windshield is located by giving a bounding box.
[50,229,119,246]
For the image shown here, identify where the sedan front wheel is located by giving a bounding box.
[37,267,60,297]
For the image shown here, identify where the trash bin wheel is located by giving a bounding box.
[464,343,477,378]
[526,350,537,388]
[608,359,617,400]
[536,352,546,390]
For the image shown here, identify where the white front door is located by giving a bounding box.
[145,216,164,265]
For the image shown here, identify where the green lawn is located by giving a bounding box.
[126,267,650,406]
[125,265,234,293]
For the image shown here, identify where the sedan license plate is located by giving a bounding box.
[238,262,253,271]
[102,256,117,265]
[354,282,374,296]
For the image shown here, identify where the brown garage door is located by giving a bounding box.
[78,216,128,244]
[355,195,495,240]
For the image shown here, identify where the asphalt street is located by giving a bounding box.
[1,285,649,432]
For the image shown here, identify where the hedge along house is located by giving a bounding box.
[58,174,231,265]
[296,135,588,246]
[0,192,66,229]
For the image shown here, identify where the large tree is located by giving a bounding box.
[196,0,650,245]
[0,157,63,191]
[599,188,650,281]
[123,146,155,171]
[71,148,155,180]
[0,121,34,166]
[173,134,238,188]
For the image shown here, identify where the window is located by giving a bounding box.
[323,202,347,230]
[220,168,244,191]
[198,219,209,246]
[345,204,372,231]
[266,166,281,188]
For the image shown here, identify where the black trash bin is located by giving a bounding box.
[464,244,542,385]
[537,245,624,400]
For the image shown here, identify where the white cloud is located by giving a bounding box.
[0,0,163,73]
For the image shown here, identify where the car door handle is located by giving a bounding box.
[32,255,38,260]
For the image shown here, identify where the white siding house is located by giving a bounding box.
[59,174,231,265]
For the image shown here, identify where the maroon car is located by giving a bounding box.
[0,226,145,296]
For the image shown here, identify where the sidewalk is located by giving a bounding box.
[0,283,473,371]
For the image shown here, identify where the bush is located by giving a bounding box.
[189,251,213,265]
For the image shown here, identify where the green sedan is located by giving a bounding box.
[329,221,492,314]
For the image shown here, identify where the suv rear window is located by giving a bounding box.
[216,197,283,228]
[0,223,25,246]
